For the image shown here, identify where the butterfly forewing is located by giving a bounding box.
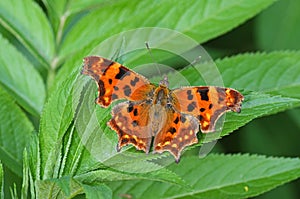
[82,56,154,107]
[172,86,244,132]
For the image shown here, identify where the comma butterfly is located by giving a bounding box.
[82,56,244,162]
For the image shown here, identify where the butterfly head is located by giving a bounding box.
[159,75,169,88]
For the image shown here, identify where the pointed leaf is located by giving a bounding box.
[0,87,34,176]
[82,183,112,199]
[75,164,186,187]
[0,0,55,67]
[59,0,275,61]
[21,149,29,199]
[256,0,300,50]
[36,177,83,198]
[108,154,300,199]
[0,162,3,199]
[39,70,80,179]
[43,0,108,36]
[0,35,46,115]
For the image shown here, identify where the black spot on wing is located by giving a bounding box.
[108,78,113,84]
[123,85,132,97]
[130,77,139,86]
[113,86,119,90]
[197,88,209,101]
[173,116,179,124]
[132,120,138,127]
[209,104,213,109]
[197,115,203,121]
[115,67,130,80]
[133,108,138,116]
[168,127,177,134]
[180,116,186,123]
[187,90,193,100]
[127,102,134,113]
[200,108,205,112]
[187,102,197,112]
[111,94,118,100]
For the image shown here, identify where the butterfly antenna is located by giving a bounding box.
[145,41,163,79]
[112,36,126,62]
[190,55,202,67]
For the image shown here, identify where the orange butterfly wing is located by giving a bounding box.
[108,101,153,153]
[82,56,155,107]
[153,107,199,162]
[172,86,244,132]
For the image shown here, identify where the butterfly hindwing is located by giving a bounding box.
[108,101,153,153]
[153,107,199,162]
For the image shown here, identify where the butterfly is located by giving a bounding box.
[82,56,244,162]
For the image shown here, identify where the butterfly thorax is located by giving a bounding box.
[149,85,170,135]
[153,85,169,106]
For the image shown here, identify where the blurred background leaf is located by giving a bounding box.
[0,0,55,73]
[0,35,46,116]
[256,0,300,51]
[0,88,34,176]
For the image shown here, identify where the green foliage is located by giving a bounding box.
[108,154,300,198]
[0,162,3,198]
[0,35,45,115]
[0,0,299,198]
[0,88,34,176]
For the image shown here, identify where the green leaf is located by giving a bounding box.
[240,109,300,157]
[42,0,108,55]
[217,51,300,99]
[39,70,81,179]
[42,0,68,36]
[35,177,83,198]
[0,35,46,116]
[82,183,112,199]
[0,87,34,176]
[0,162,3,199]
[43,0,109,19]
[108,154,300,199]
[75,165,186,187]
[58,0,275,61]
[35,177,111,198]
[0,0,55,68]
[256,0,300,50]
[21,149,29,199]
